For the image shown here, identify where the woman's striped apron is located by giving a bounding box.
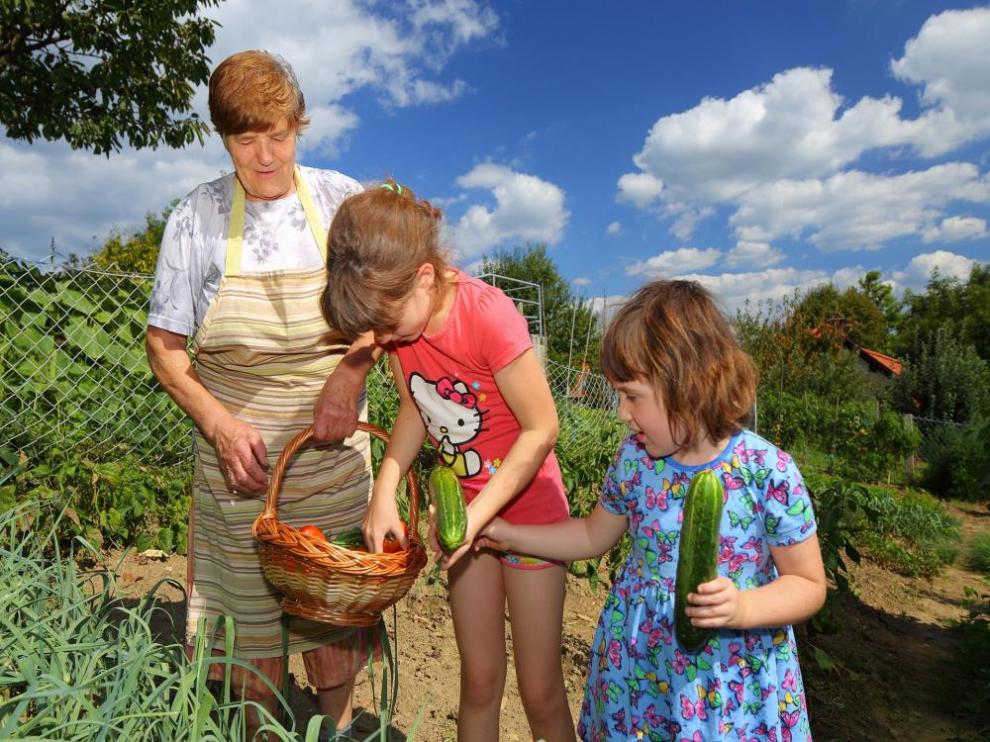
[186,168,372,659]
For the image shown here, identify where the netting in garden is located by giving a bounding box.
[1,258,621,472]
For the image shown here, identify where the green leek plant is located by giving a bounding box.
[0,504,412,740]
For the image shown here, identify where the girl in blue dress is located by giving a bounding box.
[481,279,826,741]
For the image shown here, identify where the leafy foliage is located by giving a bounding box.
[0,506,400,740]
[856,483,960,577]
[966,533,990,576]
[0,256,190,461]
[892,327,990,423]
[0,0,219,154]
[916,417,990,502]
[758,391,919,482]
[804,477,877,633]
[898,264,990,364]
[735,290,886,405]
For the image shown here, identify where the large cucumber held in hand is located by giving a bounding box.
[429,465,467,552]
[674,469,725,652]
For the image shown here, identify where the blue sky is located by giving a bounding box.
[2,1,988,311]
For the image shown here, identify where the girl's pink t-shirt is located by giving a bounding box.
[390,271,569,526]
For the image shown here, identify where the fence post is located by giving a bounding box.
[904,413,916,481]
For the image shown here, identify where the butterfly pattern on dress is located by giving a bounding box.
[578,430,815,742]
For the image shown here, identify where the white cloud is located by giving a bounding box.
[730,163,990,250]
[0,0,499,261]
[626,247,721,277]
[683,268,832,314]
[573,277,591,286]
[606,221,622,236]
[724,241,784,269]
[618,67,917,209]
[449,163,569,258]
[0,138,228,259]
[616,172,664,208]
[920,215,987,244]
[617,7,990,252]
[891,249,979,292]
[890,7,990,156]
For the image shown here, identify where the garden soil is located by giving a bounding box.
[105,501,990,741]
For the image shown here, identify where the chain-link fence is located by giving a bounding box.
[1,258,619,469]
[1,257,191,465]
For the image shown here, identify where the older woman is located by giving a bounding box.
[146,50,379,734]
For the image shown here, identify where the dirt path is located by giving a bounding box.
[105,501,990,741]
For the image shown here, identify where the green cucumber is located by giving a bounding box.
[429,465,467,552]
[674,469,725,651]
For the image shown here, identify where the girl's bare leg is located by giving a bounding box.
[504,563,576,742]
[448,550,508,742]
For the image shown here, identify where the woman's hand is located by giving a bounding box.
[683,576,746,629]
[211,413,269,495]
[362,491,409,553]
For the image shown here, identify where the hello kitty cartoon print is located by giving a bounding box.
[409,372,484,477]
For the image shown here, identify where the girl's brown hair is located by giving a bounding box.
[601,280,758,452]
[321,180,447,340]
[208,50,310,138]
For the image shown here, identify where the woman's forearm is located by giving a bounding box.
[146,326,230,444]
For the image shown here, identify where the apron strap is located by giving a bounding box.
[226,166,328,276]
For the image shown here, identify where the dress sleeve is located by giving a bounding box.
[599,440,632,515]
[147,195,200,336]
[761,449,817,547]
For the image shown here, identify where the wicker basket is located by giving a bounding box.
[252,422,428,627]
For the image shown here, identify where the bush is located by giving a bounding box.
[758,391,919,482]
[857,484,960,577]
[917,417,990,502]
[893,327,990,423]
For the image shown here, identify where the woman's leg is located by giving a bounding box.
[303,626,382,731]
[504,563,576,742]
[448,550,508,742]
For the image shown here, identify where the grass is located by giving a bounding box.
[965,533,990,577]
[857,484,961,577]
[0,503,407,741]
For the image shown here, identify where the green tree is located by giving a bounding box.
[1,0,219,155]
[791,283,889,351]
[898,265,990,363]
[892,326,990,423]
[90,202,175,274]
[858,270,901,338]
[478,243,600,368]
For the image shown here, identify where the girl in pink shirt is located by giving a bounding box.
[321,181,575,742]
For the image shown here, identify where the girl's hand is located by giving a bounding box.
[439,507,485,570]
[473,516,510,552]
[684,576,746,629]
[362,491,409,553]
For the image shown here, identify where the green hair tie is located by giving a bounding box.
[381,182,403,195]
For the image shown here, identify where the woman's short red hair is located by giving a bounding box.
[208,50,310,138]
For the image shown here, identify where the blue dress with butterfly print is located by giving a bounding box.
[578,430,815,742]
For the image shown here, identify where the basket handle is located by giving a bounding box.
[260,422,421,539]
